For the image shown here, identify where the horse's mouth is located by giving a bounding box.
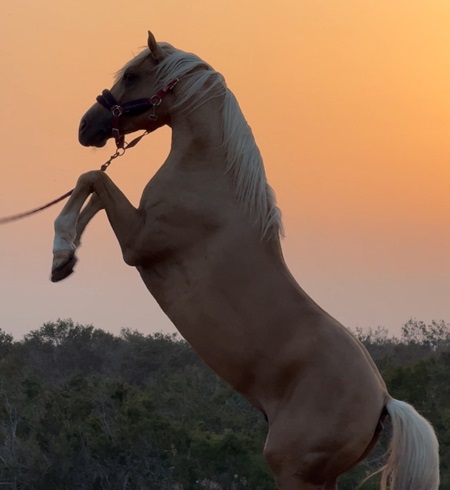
[78,128,109,148]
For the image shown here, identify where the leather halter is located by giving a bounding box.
[96,78,179,149]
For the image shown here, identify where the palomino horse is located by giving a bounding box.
[51,32,439,489]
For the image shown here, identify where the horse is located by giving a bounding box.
[51,32,439,489]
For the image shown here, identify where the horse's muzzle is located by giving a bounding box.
[78,109,111,148]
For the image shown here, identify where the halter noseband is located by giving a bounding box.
[96,78,179,149]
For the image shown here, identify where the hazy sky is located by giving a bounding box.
[0,0,449,339]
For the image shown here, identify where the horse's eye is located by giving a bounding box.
[123,72,138,85]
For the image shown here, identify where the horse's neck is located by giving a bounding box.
[168,96,225,165]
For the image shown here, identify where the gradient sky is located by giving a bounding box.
[0,0,449,339]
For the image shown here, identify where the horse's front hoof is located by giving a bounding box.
[51,254,78,282]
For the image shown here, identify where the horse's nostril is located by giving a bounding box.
[79,119,87,133]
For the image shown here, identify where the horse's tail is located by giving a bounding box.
[379,398,439,490]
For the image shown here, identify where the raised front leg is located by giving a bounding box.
[51,170,142,282]
[51,193,104,281]
[74,193,104,248]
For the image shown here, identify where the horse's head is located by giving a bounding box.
[79,31,175,148]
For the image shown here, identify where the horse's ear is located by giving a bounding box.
[148,31,164,63]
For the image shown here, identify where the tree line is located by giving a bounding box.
[0,319,448,489]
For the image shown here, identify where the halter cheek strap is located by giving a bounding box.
[96,78,179,149]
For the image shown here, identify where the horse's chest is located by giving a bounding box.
[139,167,231,237]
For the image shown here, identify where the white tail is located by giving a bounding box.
[380,398,440,490]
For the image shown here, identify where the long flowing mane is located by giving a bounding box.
[117,44,283,240]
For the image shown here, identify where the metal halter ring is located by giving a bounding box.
[150,95,162,106]
[111,105,124,117]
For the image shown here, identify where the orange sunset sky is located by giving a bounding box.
[0,0,449,338]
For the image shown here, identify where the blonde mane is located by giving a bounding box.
[117,44,283,240]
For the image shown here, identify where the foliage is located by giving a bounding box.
[0,319,448,489]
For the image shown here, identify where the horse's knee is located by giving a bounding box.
[76,170,107,190]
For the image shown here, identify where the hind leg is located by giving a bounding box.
[264,440,326,490]
[263,400,382,490]
[266,459,329,490]
[273,475,336,490]
[267,456,337,490]
[274,475,322,490]
[263,415,366,490]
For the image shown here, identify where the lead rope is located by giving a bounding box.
[0,130,149,225]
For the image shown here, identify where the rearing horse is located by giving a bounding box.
[51,32,439,489]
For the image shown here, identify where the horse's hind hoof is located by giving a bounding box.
[51,255,78,282]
